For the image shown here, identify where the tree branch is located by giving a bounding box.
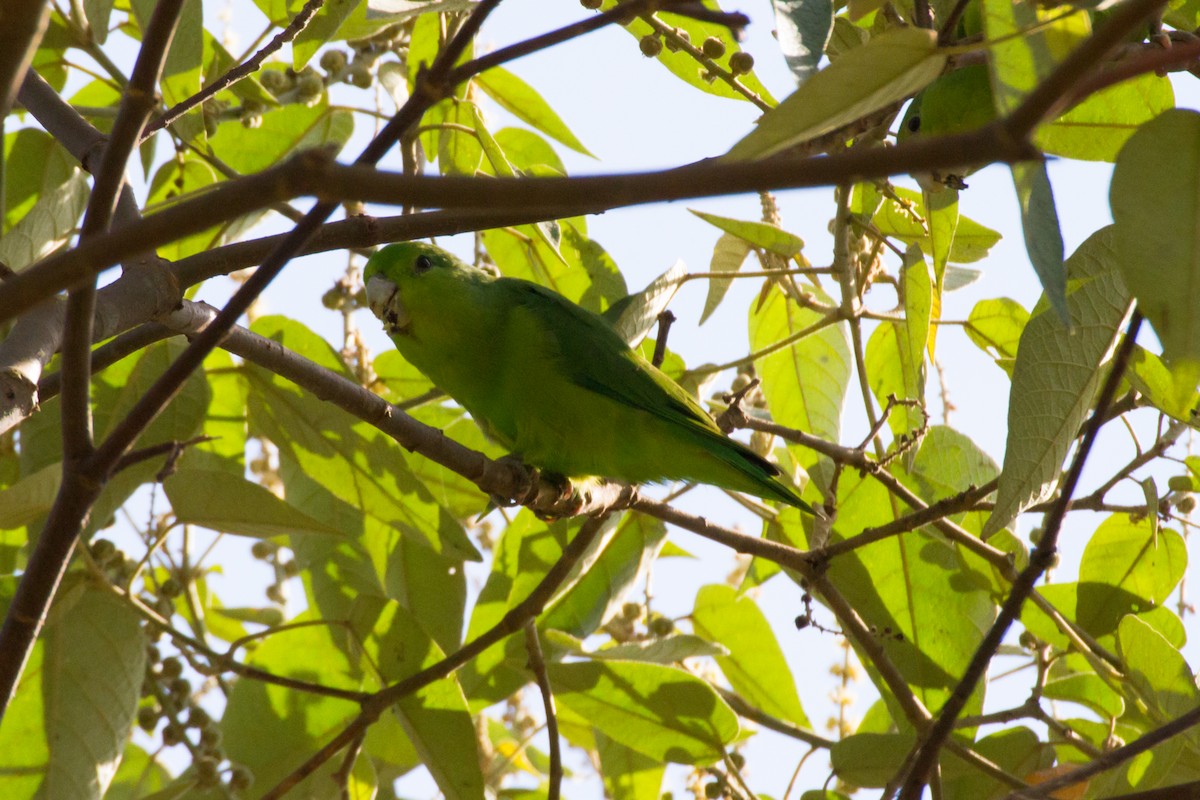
[898,311,1144,798]
[524,621,562,800]
[260,512,612,800]
[0,0,49,120]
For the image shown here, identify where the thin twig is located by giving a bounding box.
[145,0,325,137]
[260,513,611,799]
[524,621,562,800]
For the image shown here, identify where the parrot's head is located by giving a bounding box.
[364,242,474,337]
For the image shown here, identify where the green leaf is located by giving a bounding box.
[542,513,666,637]
[1043,670,1125,719]
[1011,161,1067,323]
[692,584,810,728]
[0,170,88,270]
[942,726,1050,798]
[131,0,206,145]
[350,596,484,800]
[1111,108,1200,365]
[727,28,945,159]
[984,227,1132,536]
[83,0,115,44]
[1117,614,1199,721]
[700,233,752,325]
[690,210,806,257]
[852,187,1001,264]
[246,316,478,562]
[221,612,361,794]
[549,660,738,765]
[335,0,475,41]
[864,322,924,441]
[206,98,353,173]
[965,297,1028,376]
[906,425,999,539]
[476,66,593,157]
[772,0,834,84]
[749,285,851,444]
[1037,74,1174,162]
[591,635,727,664]
[0,462,61,531]
[832,732,912,787]
[1076,514,1187,639]
[40,582,146,799]
[925,187,957,293]
[1126,346,1200,424]
[597,731,665,800]
[603,260,688,348]
[164,468,346,538]
[3,128,77,229]
[145,155,222,261]
[0,623,47,798]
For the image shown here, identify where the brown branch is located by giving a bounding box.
[1003,0,1169,139]
[524,621,561,800]
[260,513,612,800]
[1002,706,1200,799]
[37,323,177,401]
[0,123,1038,330]
[62,0,186,461]
[0,0,49,120]
[716,687,835,749]
[0,0,187,725]
[145,0,325,136]
[898,311,1144,799]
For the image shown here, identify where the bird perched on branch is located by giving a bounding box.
[364,241,811,511]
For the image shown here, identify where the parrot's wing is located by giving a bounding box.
[503,279,730,439]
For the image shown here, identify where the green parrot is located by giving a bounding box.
[363,242,812,511]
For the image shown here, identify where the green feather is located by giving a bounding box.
[364,242,812,511]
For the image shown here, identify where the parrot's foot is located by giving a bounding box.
[491,454,539,507]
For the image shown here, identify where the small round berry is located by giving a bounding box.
[188,706,211,729]
[580,0,602,7]
[161,722,186,747]
[259,70,290,94]
[90,538,117,564]
[347,64,373,89]
[639,35,663,57]
[194,756,221,787]
[200,725,223,751]
[228,765,254,792]
[159,577,183,599]
[320,49,348,73]
[251,540,275,559]
[137,705,160,732]
[702,37,726,59]
[282,560,301,578]
[728,51,755,75]
[648,615,674,636]
[1179,494,1197,514]
[266,583,286,604]
[169,677,191,698]
[160,657,184,680]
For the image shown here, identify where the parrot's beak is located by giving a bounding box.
[366,275,411,334]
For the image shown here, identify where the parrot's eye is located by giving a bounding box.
[414,255,434,274]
